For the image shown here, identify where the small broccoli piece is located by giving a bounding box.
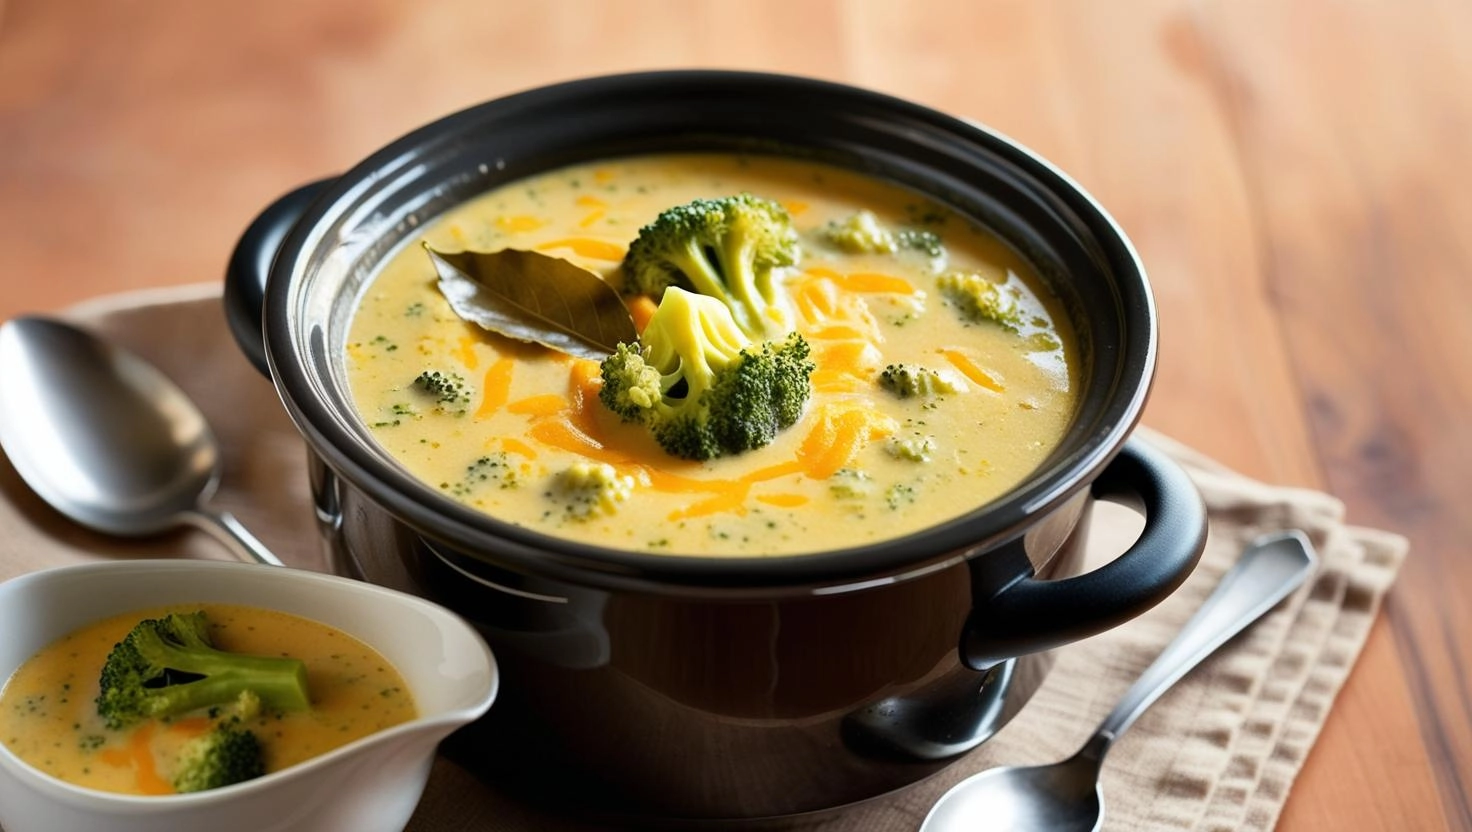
[412,370,471,414]
[550,462,636,520]
[171,719,266,793]
[885,483,919,510]
[886,433,937,462]
[598,344,664,421]
[447,453,520,498]
[895,228,945,259]
[598,287,814,461]
[829,468,876,500]
[877,364,967,400]
[937,270,1022,328]
[95,612,310,730]
[817,211,947,262]
[818,210,896,254]
[214,689,263,721]
[622,194,800,339]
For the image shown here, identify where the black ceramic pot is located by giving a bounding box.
[224,71,1206,823]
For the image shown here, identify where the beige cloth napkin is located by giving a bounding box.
[0,287,1407,831]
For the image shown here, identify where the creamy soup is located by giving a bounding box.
[347,154,1079,556]
[0,604,416,795]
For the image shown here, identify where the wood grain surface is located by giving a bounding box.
[0,1,1466,830]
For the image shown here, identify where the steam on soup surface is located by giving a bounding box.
[347,154,1079,556]
[0,604,416,795]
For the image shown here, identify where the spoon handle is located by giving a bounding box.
[182,508,287,567]
[1086,531,1317,758]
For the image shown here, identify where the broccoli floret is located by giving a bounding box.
[704,333,814,453]
[447,453,520,498]
[937,270,1022,328]
[549,462,636,520]
[895,228,945,259]
[829,468,875,500]
[818,210,896,254]
[598,287,814,461]
[877,364,967,399]
[95,612,310,730]
[885,482,919,509]
[817,211,947,261]
[598,344,665,421]
[622,194,800,339]
[171,719,266,793]
[886,433,937,462]
[412,370,471,414]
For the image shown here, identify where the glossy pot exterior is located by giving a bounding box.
[312,453,1084,820]
[226,71,1208,821]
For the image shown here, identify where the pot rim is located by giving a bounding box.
[262,69,1155,593]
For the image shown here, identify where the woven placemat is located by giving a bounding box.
[0,287,1406,831]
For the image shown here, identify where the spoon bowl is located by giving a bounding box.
[925,754,1103,832]
[0,316,282,565]
[922,531,1318,832]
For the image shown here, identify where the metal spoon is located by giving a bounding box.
[921,530,1318,832]
[0,316,284,566]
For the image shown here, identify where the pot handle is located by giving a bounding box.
[224,178,336,378]
[961,437,1207,670]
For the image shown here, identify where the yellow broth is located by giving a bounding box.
[0,604,416,795]
[347,154,1080,556]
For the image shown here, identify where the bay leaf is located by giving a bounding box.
[425,245,638,360]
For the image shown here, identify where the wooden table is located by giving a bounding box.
[1,2,1465,829]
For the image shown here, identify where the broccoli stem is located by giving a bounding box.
[670,242,731,301]
[147,657,310,717]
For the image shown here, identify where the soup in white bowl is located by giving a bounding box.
[0,561,496,832]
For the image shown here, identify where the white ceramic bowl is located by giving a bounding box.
[0,560,498,832]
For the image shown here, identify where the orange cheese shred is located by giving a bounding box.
[495,437,539,459]
[741,460,806,483]
[627,295,659,335]
[811,373,870,394]
[476,358,515,418]
[836,272,916,295]
[755,493,809,508]
[496,215,545,233]
[940,348,1005,392]
[527,417,627,466]
[817,341,883,377]
[99,721,173,795]
[568,359,602,394]
[507,394,569,416]
[811,340,883,393]
[565,359,605,435]
[795,276,841,323]
[797,405,898,480]
[669,485,752,521]
[454,335,480,371]
[792,272,883,343]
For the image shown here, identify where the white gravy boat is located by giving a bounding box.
[0,560,498,832]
